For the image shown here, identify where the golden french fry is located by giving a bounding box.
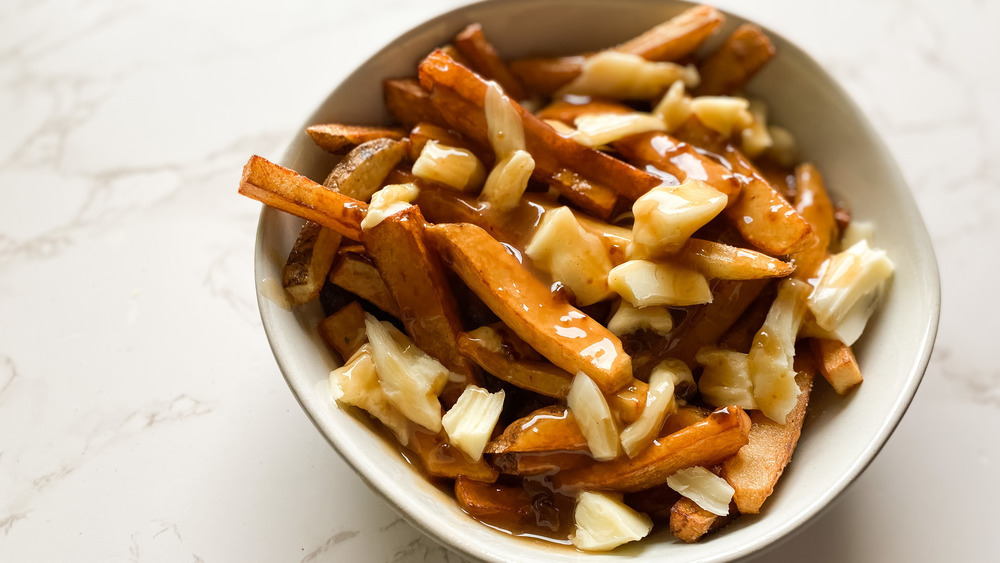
[408,429,498,483]
[669,497,737,543]
[510,5,724,95]
[553,406,751,492]
[282,221,343,305]
[383,77,445,128]
[810,338,863,394]
[458,328,574,399]
[408,122,492,165]
[695,24,776,96]
[487,405,589,454]
[322,137,409,202]
[678,238,795,280]
[790,162,838,280]
[454,23,527,101]
[427,222,632,394]
[419,50,663,201]
[328,250,399,317]
[614,131,742,201]
[721,351,814,514]
[455,476,536,524]
[536,99,633,124]
[490,451,590,476]
[317,301,368,362]
[362,205,479,399]
[239,155,366,240]
[306,123,406,154]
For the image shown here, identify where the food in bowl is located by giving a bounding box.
[240,3,896,552]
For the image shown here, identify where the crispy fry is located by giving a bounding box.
[408,429,498,483]
[328,250,399,316]
[678,238,795,280]
[810,338,862,394]
[554,406,751,492]
[419,50,663,201]
[459,327,574,399]
[488,406,589,454]
[660,278,770,368]
[510,5,724,95]
[614,131,742,201]
[282,221,343,305]
[454,24,527,101]
[408,122,492,166]
[322,137,409,202]
[427,223,632,394]
[790,162,838,279]
[721,352,814,514]
[455,476,535,523]
[536,98,633,124]
[383,77,445,128]
[239,155,366,240]
[306,123,406,154]
[317,301,368,362]
[669,497,737,543]
[696,24,776,96]
[363,206,478,399]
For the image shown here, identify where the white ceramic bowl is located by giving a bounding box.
[252,1,940,560]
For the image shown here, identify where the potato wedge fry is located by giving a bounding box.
[614,131,742,201]
[810,338,862,394]
[678,238,795,280]
[487,406,589,454]
[669,497,737,543]
[363,206,478,397]
[454,23,527,101]
[660,278,770,368]
[554,406,751,492]
[306,123,406,154]
[427,222,632,394]
[790,162,838,280]
[455,476,535,523]
[696,24,776,96]
[282,221,343,305]
[510,5,724,95]
[317,301,368,362]
[408,429,498,483]
[458,328,574,399]
[721,352,814,514]
[419,50,662,202]
[328,250,399,317]
[322,137,409,202]
[383,77,445,128]
[239,155,366,240]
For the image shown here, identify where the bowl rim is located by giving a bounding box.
[252,0,941,560]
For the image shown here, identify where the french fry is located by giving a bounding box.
[362,206,479,399]
[695,24,776,96]
[790,162,838,280]
[718,282,776,353]
[328,250,399,317]
[427,222,632,394]
[510,5,724,96]
[614,131,742,201]
[383,77,445,128]
[454,24,527,101]
[810,338,863,394]
[487,406,589,454]
[660,278,770,368]
[239,155,366,240]
[282,221,343,305]
[408,429,498,483]
[458,327,574,399]
[419,50,663,202]
[669,497,737,543]
[306,123,406,154]
[455,476,535,524]
[491,451,590,476]
[407,122,493,166]
[553,406,751,492]
[322,137,409,202]
[317,301,368,361]
[720,352,814,514]
[678,239,794,280]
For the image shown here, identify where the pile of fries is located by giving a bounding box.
[239,4,894,551]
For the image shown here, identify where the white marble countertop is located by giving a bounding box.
[2,0,997,561]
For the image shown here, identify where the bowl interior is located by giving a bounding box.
[254,1,940,561]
